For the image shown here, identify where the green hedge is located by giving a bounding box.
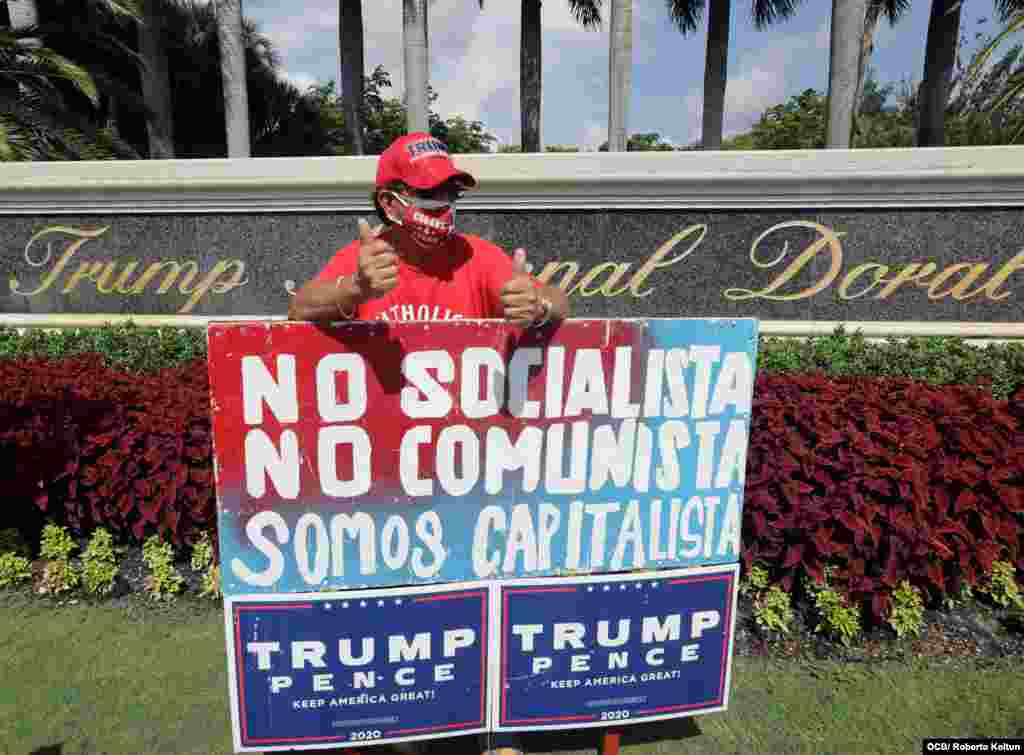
[758,329,1024,400]
[1,324,1023,399]
[0,325,205,374]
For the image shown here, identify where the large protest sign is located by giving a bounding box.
[207,318,758,596]
[207,317,758,750]
[225,583,489,752]
[491,566,738,732]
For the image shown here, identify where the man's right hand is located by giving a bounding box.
[356,218,399,298]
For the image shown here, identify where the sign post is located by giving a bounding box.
[207,317,758,752]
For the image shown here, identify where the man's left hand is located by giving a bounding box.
[501,248,544,327]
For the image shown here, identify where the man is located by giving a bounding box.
[289,133,559,755]
[288,132,568,329]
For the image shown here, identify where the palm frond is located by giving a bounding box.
[242,20,281,70]
[95,0,143,21]
[1,86,140,160]
[995,0,1024,23]
[966,13,1024,81]
[570,0,602,30]
[1010,114,1024,142]
[869,0,911,26]
[31,49,98,105]
[989,71,1024,112]
[0,112,49,161]
[32,21,146,66]
[0,40,100,105]
[665,0,703,35]
[753,0,802,30]
[0,116,15,161]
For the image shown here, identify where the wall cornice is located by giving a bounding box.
[3,146,1024,214]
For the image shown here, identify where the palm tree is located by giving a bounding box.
[854,1,910,119]
[476,1,600,151]
[962,7,1024,138]
[917,0,960,145]
[521,0,543,152]
[7,0,41,46]
[215,0,250,156]
[825,0,869,147]
[339,0,364,153]
[403,0,428,132]
[516,0,601,152]
[666,0,803,151]
[827,0,911,149]
[138,0,174,157]
[7,0,328,159]
[918,0,1024,146]
[1,0,142,159]
[30,0,171,158]
[159,0,293,157]
[608,0,632,151]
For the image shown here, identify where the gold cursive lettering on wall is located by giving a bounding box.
[719,220,1022,304]
[838,262,890,299]
[724,221,846,301]
[11,225,111,296]
[537,224,706,299]
[873,262,937,298]
[12,225,248,313]
[974,250,1024,300]
[15,221,1023,313]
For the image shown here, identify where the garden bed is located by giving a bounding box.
[8,541,1022,669]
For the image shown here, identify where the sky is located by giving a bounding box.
[241,0,1005,150]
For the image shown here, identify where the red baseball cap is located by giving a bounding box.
[375,132,477,191]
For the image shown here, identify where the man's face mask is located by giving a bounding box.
[384,189,460,247]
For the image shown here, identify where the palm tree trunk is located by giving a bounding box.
[403,0,429,133]
[339,0,365,154]
[701,0,730,150]
[521,0,542,152]
[826,0,869,148]
[608,0,633,151]
[4,0,38,114]
[138,0,175,158]
[853,3,881,121]
[917,0,961,146]
[215,0,251,157]
[7,0,40,47]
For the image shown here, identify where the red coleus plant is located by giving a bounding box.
[2,357,1022,625]
[743,373,1024,622]
[0,355,215,548]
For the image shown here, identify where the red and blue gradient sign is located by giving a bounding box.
[493,565,738,732]
[207,318,758,596]
[225,583,489,752]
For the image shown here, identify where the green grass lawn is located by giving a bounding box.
[1,592,1022,755]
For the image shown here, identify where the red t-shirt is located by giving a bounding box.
[316,232,524,322]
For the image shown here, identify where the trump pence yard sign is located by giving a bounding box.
[207,318,758,751]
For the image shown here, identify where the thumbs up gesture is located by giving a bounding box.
[355,218,399,298]
[501,247,545,327]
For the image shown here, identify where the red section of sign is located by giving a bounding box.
[207,320,643,521]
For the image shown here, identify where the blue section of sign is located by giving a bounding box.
[497,567,736,730]
[229,586,488,749]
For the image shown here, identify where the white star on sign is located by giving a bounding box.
[395,599,403,605]
[377,600,385,607]
[360,601,367,607]
[603,586,610,592]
